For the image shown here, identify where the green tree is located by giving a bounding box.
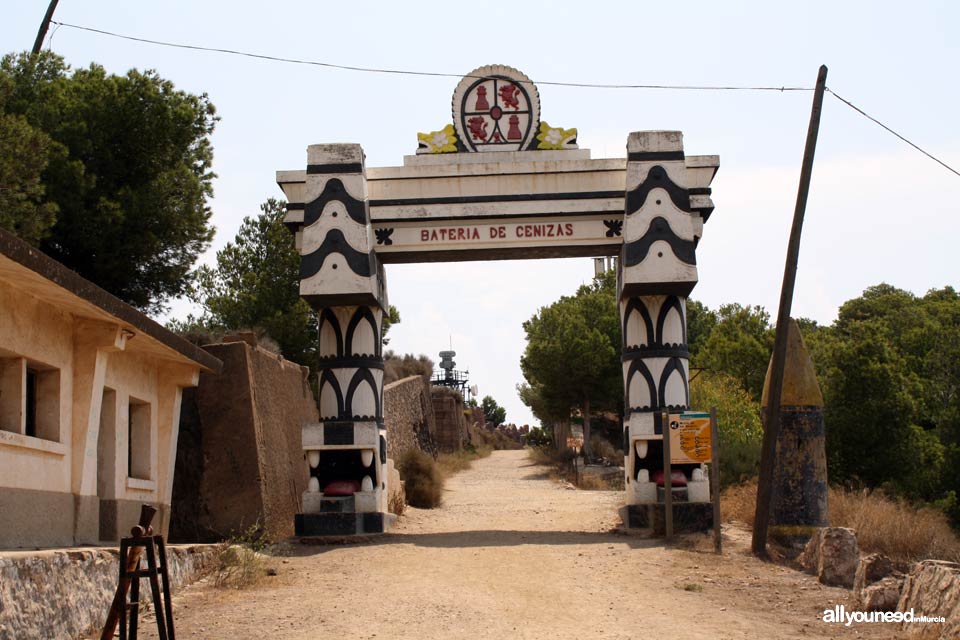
[0,68,57,243]
[690,371,762,487]
[520,270,621,456]
[185,199,316,366]
[0,51,217,312]
[699,303,774,400]
[820,284,956,503]
[686,299,718,363]
[181,198,400,370]
[480,395,507,427]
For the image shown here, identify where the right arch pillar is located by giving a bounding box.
[619,131,719,511]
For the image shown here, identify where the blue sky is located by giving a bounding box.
[4,1,958,426]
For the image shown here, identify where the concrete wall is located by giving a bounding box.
[382,375,437,461]
[170,340,314,542]
[0,278,200,548]
[0,543,218,640]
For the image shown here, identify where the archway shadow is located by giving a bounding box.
[288,529,663,555]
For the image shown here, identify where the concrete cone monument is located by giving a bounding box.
[762,318,828,542]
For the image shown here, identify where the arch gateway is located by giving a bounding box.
[276,65,719,536]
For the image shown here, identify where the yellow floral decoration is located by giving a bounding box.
[417,124,459,153]
[536,122,578,150]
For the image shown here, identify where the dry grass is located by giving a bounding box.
[388,487,406,516]
[527,446,622,490]
[399,449,444,508]
[214,544,266,589]
[721,479,760,527]
[212,522,273,589]
[437,444,492,476]
[831,488,960,563]
[721,480,960,563]
[577,473,624,491]
[528,445,577,467]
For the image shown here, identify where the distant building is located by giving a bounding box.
[0,228,220,548]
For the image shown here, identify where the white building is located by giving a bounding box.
[0,228,220,548]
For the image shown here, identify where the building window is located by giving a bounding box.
[0,356,60,441]
[127,398,151,480]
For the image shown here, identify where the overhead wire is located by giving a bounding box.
[48,21,813,92]
[826,88,960,178]
[49,20,960,179]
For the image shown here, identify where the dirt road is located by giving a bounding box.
[140,450,896,639]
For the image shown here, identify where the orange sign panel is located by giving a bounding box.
[668,412,712,464]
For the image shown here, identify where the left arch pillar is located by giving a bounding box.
[283,144,392,535]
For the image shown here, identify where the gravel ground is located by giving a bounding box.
[134,450,897,639]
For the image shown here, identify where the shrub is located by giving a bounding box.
[383,352,434,385]
[689,371,765,489]
[526,427,552,447]
[398,449,444,508]
[717,438,762,489]
[589,435,621,462]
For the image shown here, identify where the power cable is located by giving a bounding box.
[49,20,960,179]
[49,21,812,92]
[827,88,960,178]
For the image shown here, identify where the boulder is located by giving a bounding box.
[854,553,895,593]
[859,575,904,612]
[853,553,902,612]
[897,560,960,639]
[798,527,859,588]
[798,531,821,574]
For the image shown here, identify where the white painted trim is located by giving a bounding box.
[125,477,156,492]
[404,149,588,167]
[371,197,624,221]
[0,429,67,455]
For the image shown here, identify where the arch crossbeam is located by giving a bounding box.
[277,65,719,536]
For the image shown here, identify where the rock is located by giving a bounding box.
[897,560,960,639]
[798,533,821,574]
[860,575,904,612]
[854,553,895,594]
[798,527,859,588]
[854,553,902,612]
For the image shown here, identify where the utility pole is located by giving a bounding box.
[752,65,829,557]
[32,0,61,56]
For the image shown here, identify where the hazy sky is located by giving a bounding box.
[4,1,958,426]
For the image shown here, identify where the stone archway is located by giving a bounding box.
[276,64,719,536]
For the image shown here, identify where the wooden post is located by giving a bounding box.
[661,410,673,541]
[31,0,60,55]
[710,407,722,554]
[752,65,829,557]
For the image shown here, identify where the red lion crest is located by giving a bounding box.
[498,84,520,109]
[467,116,488,141]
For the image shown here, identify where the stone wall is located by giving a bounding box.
[431,392,466,452]
[169,340,314,543]
[383,375,436,461]
[0,543,218,640]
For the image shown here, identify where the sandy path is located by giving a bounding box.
[137,450,896,639]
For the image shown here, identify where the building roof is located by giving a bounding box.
[0,227,222,373]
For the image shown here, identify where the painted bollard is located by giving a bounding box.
[763,317,829,543]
